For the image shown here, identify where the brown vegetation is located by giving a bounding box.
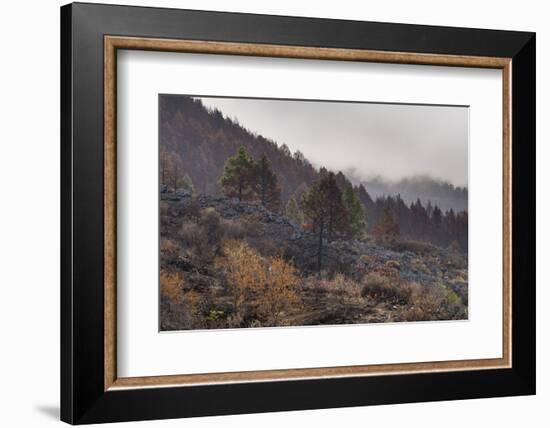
[157,95,468,330]
[214,240,301,326]
[159,193,468,330]
[360,272,466,321]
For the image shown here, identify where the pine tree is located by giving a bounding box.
[302,172,349,272]
[163,151,183,193]
[373,204,400,243]
[280,144,291,157]
[285,196,304,226]
[324,172,347,241]
[342,183,367,238]
[356,184,374,208]
[219,146,254,201]
[410,198,429,236]
[254,154,281,210]
[160,148,170,188]
[181,173,195,195]
[455,210,468,251]
[426,200,434,218]
[431,205,443,242]
[444,208,458,245]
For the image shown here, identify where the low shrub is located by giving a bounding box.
[198,208,223,243]
[258,255,302,325]
[179,209,256,265]
[402,284,467,322]
[179,222,214,265]
[409,258,432,275]
[160,271,200,330]
[361,273,420,305]
[246,234,281,258]
[392,239,436,254]
[220,218,246,240]
[239,217,263,237]
[385,260,401,270]
[444,251,467,270]
[160,238,180,259]
[445,288,462,305]
[215,239,302,326]
[403,286,444,321]
[160,270,183,302]
[317,273,361,298]
[160,295,193,330]
[181,197,201,220]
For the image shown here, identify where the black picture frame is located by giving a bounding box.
[61,2,535,424]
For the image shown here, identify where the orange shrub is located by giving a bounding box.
[215,239,265,323]
[215,239,301,326]
[259,256,301,325]
[182,290,203,320]
[160,271,183,302]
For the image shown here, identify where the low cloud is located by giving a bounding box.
[199,96,468,187]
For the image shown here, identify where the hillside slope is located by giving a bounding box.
[160,95,468,210]
[160,95,319,202]
[160,95,468,251]
[160,191,468,330]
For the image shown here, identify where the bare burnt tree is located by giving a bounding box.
[302,172,349,272]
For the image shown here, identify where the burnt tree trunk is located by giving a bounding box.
[328,205,334,241]
[317,221,324,273]
[261,181,266,206]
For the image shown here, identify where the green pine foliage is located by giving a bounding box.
[160,95,318,201]
[160,95,468,252]
[285,196,304,226]
[342,183,367,238]
[301,172,349,272]
[254,154,281,210]
[373,204,400,242]
[219,146,255,201]
[181,173,195,195]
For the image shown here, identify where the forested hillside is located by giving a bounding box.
[160,95,467,251]
[351,175,468,213]
[160,95,318,203]
[159,95,469,331]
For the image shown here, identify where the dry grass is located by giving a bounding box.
[360,272,466,321]
[402,286,446,321]
[402,284,466,321]
[316,273,362,298]
[361,273,420,305]
[160,203,468,329]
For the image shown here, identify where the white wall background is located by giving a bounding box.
[0,0,545,426]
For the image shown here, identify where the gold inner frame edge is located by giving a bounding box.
[104,35,512,391]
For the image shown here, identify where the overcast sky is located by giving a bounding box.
[198,96,468,187]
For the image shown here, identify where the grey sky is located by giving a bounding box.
[198,96,468,187]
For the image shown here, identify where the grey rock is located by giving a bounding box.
[161,192,467,289]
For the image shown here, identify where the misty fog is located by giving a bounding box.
[198,96,468,188]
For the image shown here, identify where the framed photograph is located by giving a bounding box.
[61,2,535,424]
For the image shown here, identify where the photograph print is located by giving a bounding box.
[159,95,469,331]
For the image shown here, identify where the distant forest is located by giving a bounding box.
[160,95,468,252]
[348,175,468,213]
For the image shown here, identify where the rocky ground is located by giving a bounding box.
[160,191,468,330]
